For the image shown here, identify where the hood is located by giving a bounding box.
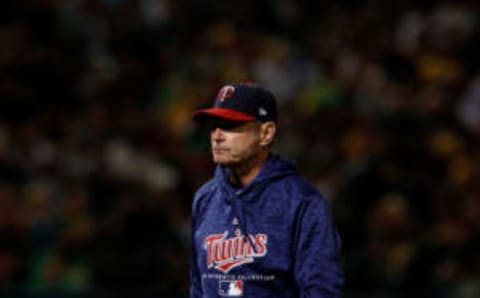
[215,154,296,252]
[214,154,297,202]
[213,154,296,253]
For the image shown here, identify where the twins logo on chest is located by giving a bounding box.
[204,229,268,273]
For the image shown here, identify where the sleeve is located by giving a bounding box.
[293,196,344,297]
[190,193,203,298]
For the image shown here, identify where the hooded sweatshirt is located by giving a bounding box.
[191,154,344,298]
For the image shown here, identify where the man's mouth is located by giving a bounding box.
[213,147,229,153]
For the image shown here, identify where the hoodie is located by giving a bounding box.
[191,154,344,298]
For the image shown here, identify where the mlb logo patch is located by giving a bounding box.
[219,280,244,296]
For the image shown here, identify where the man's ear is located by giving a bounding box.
[259,122,276,147]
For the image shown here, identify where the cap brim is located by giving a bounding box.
[193,108,256,122]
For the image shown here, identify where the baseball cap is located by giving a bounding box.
[193,83,277,123]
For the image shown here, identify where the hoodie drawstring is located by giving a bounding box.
[232,194,258,253]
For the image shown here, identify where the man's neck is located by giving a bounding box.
[228,151,270,187]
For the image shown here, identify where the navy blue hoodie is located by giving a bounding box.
[191,154,343,297]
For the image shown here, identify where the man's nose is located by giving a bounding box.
[211,127,225,141]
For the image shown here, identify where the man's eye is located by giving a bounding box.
[209,122,240,131]
[220,123,238,130]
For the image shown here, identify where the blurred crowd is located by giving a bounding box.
[1,0,480,297]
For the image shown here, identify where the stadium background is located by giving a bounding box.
[1,0,480,297]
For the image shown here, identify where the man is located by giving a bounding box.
[191,83,344,297]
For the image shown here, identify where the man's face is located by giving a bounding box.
[208,120,263,166]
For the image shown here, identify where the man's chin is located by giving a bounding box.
[213,156,238,166]
[214,159,233,166]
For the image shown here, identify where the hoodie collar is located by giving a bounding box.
[215,154,296,200]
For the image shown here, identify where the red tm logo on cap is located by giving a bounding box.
[217,85,235,102]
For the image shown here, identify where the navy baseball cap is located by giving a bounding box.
[193,83,277,123]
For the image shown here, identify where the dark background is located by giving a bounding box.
[1,0,480,297]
